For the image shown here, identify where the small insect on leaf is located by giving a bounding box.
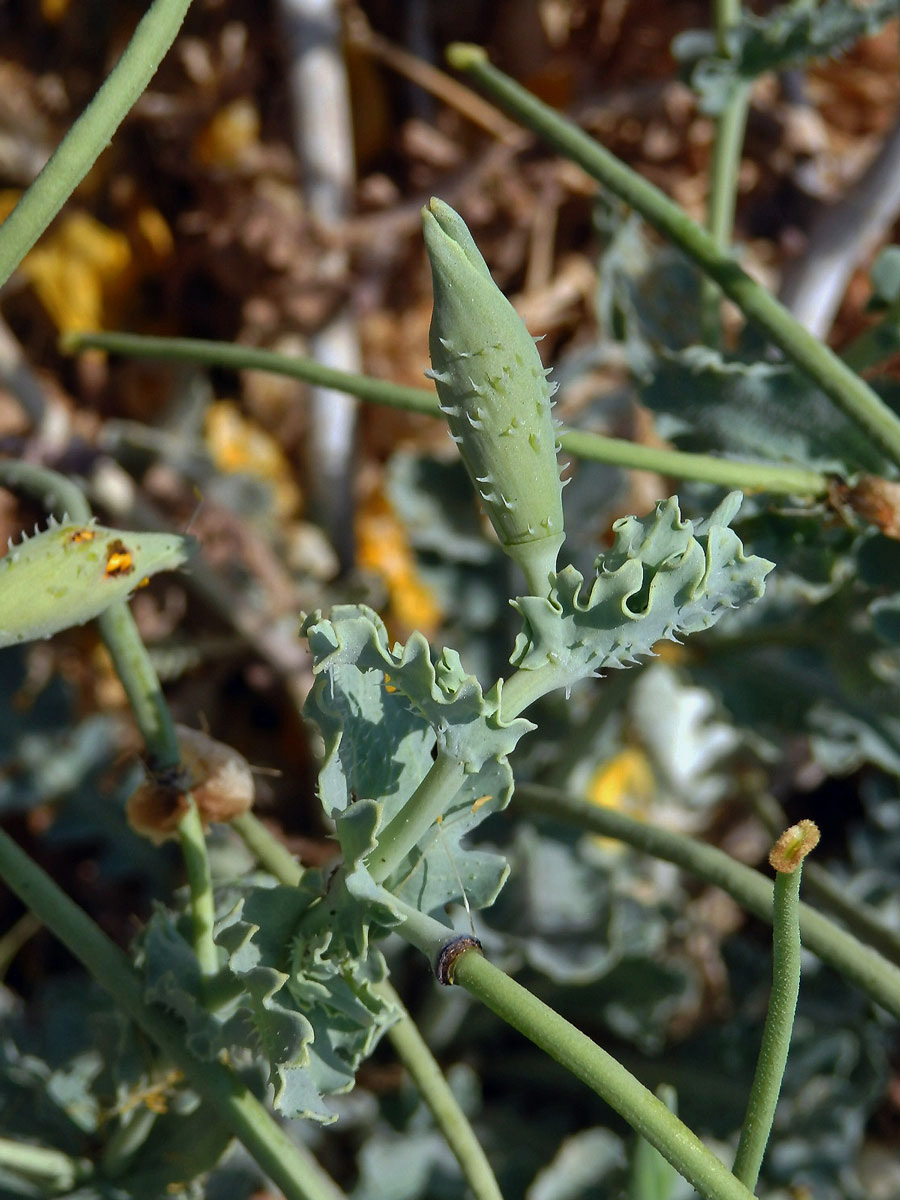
[0,517,190,648]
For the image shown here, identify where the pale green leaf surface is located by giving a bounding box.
[511,494,773,684]
[642,347,888,473]
[302,605,532,913]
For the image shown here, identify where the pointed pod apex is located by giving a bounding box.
[769,819,820,873]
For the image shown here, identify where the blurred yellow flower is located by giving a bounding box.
[204,400,302,518]
[585,747,655,851]
[357,488,442,640]
[192,98,261,170]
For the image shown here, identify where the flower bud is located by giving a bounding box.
[422,198,565,595]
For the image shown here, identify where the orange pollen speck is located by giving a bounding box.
[105,539,135,577]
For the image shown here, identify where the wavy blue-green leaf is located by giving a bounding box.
[302,605,531,913]
[674,0,900,114]
[511,493,773,684]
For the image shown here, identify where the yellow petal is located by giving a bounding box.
[356,489,442,639]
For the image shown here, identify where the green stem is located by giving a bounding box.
[701,83,750,344]
[559,428,826,496]
[368,752,468,884]
[231,813,503,1200]
[62,331,438,413]
[231,812,307,887]
[97,601,180,770]
[98,598,216,974]
[626,1084,678,1200]
[0,827,345,1200]
[498,660,579,724]
[732,865,803,1191]
[377,982,504,1200]
[0,0,193,285]
[100,1104,159,1179]
[177,798,219,978]
[62,331,829,497]
[393,900,755,1200]
[0,459,92,523]
[446,44,900,472]
[713,0,741,54]
[707,86,749,255]
[0,1136,91,1190]
[515,784,900,1020]
[702,0,748,342]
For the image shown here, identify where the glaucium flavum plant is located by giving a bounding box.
[166,199,774,1125]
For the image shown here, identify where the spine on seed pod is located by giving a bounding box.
[422,198,565,597]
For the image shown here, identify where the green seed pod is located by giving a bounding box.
[422,197,565,595]
[0,517,189,648]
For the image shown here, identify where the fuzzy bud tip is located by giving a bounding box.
[769,819,820,874]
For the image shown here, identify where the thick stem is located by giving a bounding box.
[0,0,193,285]
[392,900,755,1200]
[446,45,900,473]
[368,752,467,884]
[515,784,900,1020]
[0,827,345,1200]
[62,332,829,497]
[177,799,219,978]
[731,865,803,1190]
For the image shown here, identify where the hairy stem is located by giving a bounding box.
[0,0,193,285]
[515,784,900,1020]
[732,863,803,1190]
[0,827,345,1200]
[446,44,900,472]
[62,331,829,497]
[393,900,755,1200]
